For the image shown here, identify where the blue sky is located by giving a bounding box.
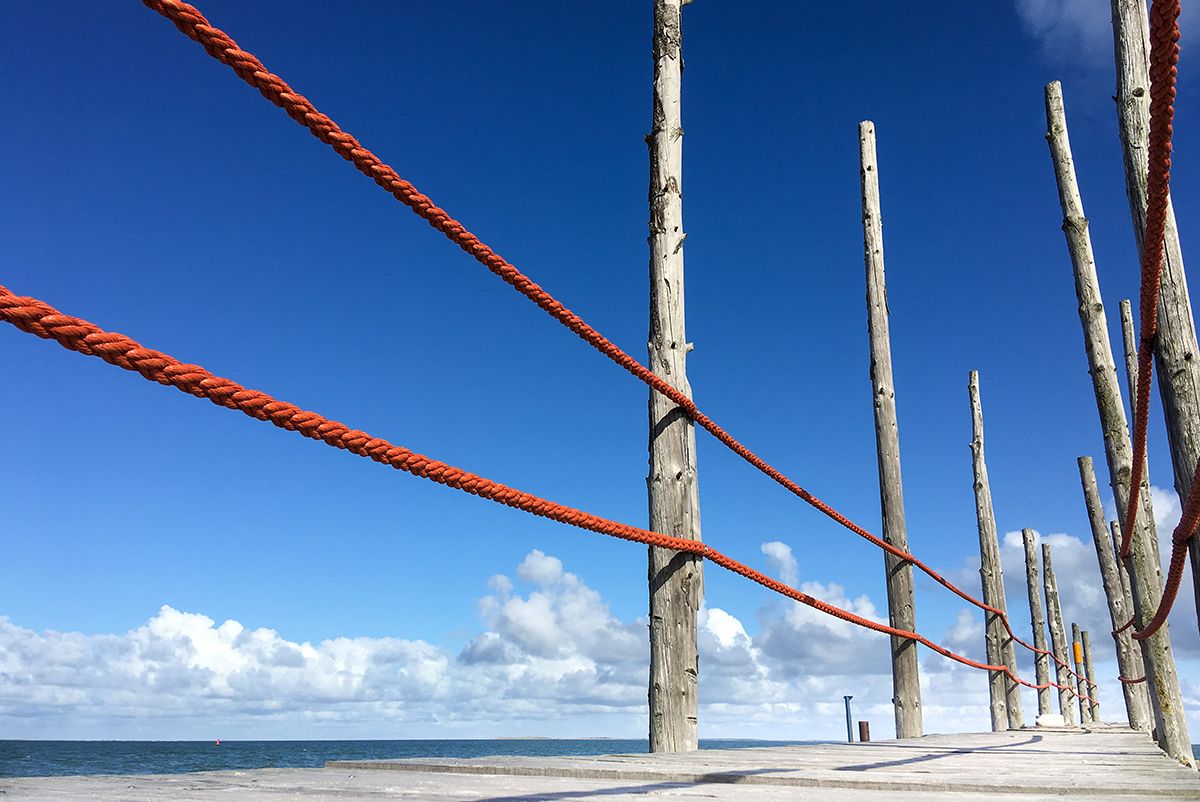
[3,1,1200,741]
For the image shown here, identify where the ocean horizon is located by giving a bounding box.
[0,738,820,778]
[5,737,1198,778]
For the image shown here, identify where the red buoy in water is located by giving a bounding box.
[215,739,221,746]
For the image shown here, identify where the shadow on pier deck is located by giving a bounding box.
[4,726,1197,800]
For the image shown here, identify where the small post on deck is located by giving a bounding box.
[1082,630,1100,723]
[1042,545,1077,726]
[1072,623,1093,725]
[968,371,1024,731]
[858,120,922,739]
[844,696,855,743]
[858,721,871,743]
[1021,529,1053,718]
[1078,457,1153,731]
[646,0,702,754]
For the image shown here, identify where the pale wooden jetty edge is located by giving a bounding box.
[6,727,1198,800]
[324,728,1198,797]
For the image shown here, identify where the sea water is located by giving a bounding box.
[0,739,816,777]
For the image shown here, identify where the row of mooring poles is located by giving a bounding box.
[642,0,1198,759]
[1043,71,1193,766]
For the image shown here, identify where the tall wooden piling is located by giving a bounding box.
[1082,631,1100,723]
[1119,300,1140,414]
[968,371,1024,730]
[647,0,701,753]
[1044,79,1192,764]
[1118,299,1163,566]
[1079,457,1153,732]
[858,120,922,739]
[1021,529,1053,718]
[1072,623,1093,725]
[1042,544,1077,725]
[1112,0,1200,629]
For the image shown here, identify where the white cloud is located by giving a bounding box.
[515,549,564,586]
[4,544,1198,742]
[761,541,799,587]
[1014,0,1112,66]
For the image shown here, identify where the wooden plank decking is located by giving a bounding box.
[3,726,1197,800]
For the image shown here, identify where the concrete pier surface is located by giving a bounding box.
[3,727,1197,800]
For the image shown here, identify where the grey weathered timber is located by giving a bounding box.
[1112,0,1200,625]
[967,371,1023,730]
[858,120,922,739]
[1083,630,1100,722]
[12,729,1198,800]
[1079,457,1153,732]
[1044,78,1192,765]
[1042,544,1077,725]
[1119,300,1141,418]
[1072,622,1094,725]
[1021,528,1053,717]
[647,0,701,753]
[1119,299,1163,566]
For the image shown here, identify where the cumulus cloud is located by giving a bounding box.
[761,541,799,587]
[4,543,1196,742]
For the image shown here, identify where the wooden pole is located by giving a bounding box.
[968,371,1024,730]
[1111,0,1200,631]
[1042,544,1077,726]
[1119,300,1140,412]
[1118,298,1163,566]
[1044,79,1192,764]
[1082,630,1100,723]
[1021,529,1053,718]
[1072,623,1093,726]
[858,120,922,739]
[647,0,701,754]
[1078,457,1153,732]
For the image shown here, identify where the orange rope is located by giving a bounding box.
[139,0,1095,686]
[1113,0,1196,643]
[0,284,1093,703]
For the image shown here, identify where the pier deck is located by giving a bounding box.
[3,727,1197,800]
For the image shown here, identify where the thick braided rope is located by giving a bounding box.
[1136,474,1200,639]
[1121,0,1181,559]
[1111,0,1197,641]
[1,284,1095,701]
[140,0,1075,674]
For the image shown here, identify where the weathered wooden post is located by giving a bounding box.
[1042,544,1077,726]
[647,0,701,754]
[1111,520,1139,639]
[1044,79,1192,763]
[968,371,1024,730]
[1079,457,1153,731]
[1021,529,1054,719]
[1119,300,1140,416]
[858,120,922,739]
[1082,630,1100,723]
[1072,623,1094,725]
[1111,0,1200,627]
[1118,299,1165,567]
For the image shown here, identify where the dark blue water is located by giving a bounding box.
[0,739,817,777]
